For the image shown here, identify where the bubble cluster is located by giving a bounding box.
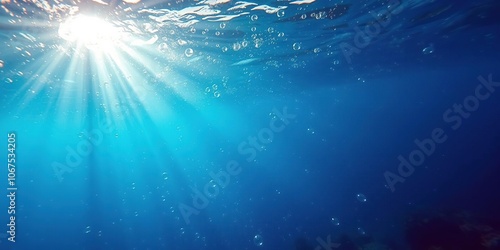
[206,84,221,98]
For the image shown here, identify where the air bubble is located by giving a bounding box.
[277,10,285,17]
[185,48,194,57]
[292,42,301,50]
[233,43,241,51]
[158,43,168,52]
[356,193,367,202]
[331,217,340,226]
[251,15,258,21]
[253,234,263,246]
[422,43,435,54]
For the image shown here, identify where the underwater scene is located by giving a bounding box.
[1,0,500,249]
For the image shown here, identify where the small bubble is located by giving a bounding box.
[358,227,366,235]
[253,234,263,246]
[212,84,218,90]
[242,41,248,47]
[316,11,326,19]
[422,43,435,54]
[185,48,194,57]
[215,31,221,36]
[158,43,168,52]
[162,172,168,180]
[177,39,187,46]
[190,27,196,33]
[278,32,285,37]
[277,10,285,18]
[205,87,211,93]
[214,91,220,98]
[233,43,241,51]
[254,39,263,48]
[84,226,91,234]
[251,15,258,21]
[219,22,226,29]
[331,217,340,226]
[313,48,321,53]
[292,42,301,50]
[222,46,228,52]
[251,27,257,32]
[267,27,274,33]
[301,14,307,19]
[356,193,367,202]
[0,60,4,68]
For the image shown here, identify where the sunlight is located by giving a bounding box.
[58,14,122,50]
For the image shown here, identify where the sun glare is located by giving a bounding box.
[58,14,122,50]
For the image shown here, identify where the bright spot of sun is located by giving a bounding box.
[58,14,122,50]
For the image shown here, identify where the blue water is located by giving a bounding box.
[1,0,500,249]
